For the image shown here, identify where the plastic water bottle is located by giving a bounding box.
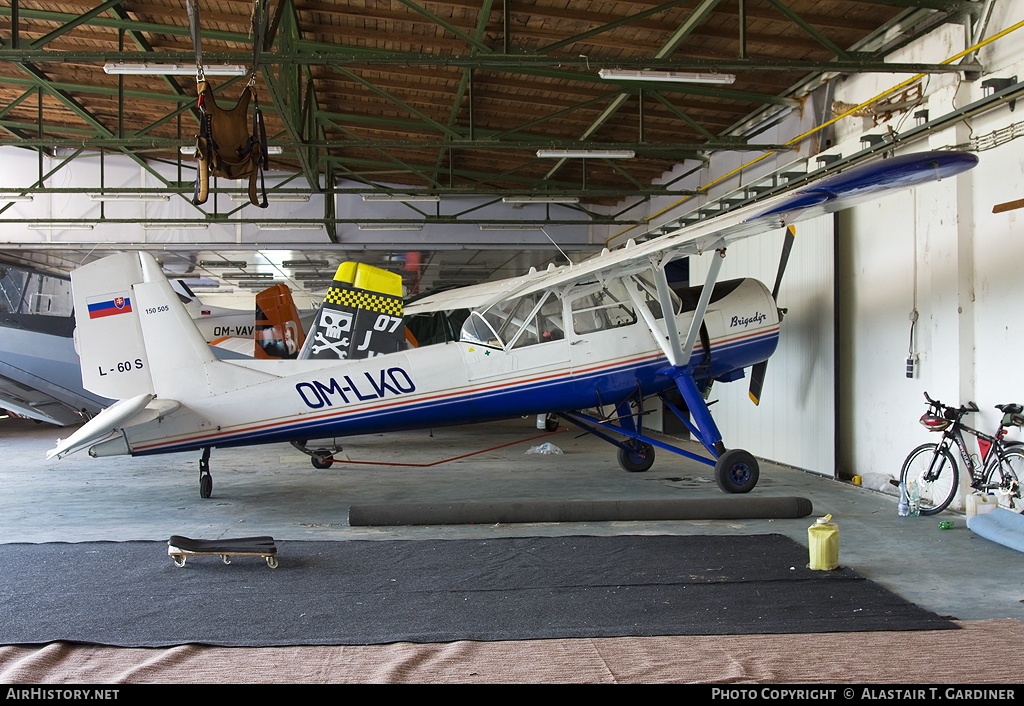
[907,480,920,517]
[897,482,910,517]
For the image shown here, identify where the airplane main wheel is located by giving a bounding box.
[199,473,213,499]
[618,442,655,473]
[545,415,560,432]
[714,449,759,494]
[311,449,334,469]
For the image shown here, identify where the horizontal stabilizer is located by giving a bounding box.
[47,392,154,459]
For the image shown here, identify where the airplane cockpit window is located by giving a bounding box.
[630,269,682,319]
[508,291,564,349]
[570,280,636,335]
[459,290,565,350]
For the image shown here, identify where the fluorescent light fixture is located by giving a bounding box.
[283,259,329,268]
[104,63,247,76]
[181,146,282,155]
[255,223,324,231]
[362,194,440,202]
[503,195,580,204]
[141,223,208,231]
[479,224,544,231]
[88,193,170,202]
[598,69,736,85]
[227,272,274,280]
[27,222,94,230]
[0,193,33,202]
[357,224,423,231]
[238,280,283,288]
[536,149,635,159]
[230,192,308,202]
[199,260,247,269]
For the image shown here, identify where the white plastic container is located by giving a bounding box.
[965,493,999,518]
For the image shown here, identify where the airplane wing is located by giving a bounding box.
[0,328,111,426]
[0,376,92,426]
[407,150,978,312]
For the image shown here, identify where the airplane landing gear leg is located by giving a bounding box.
[199,446,213,499]
[613,397,655,472]
[290,440,340,469]
[669,367,760,494]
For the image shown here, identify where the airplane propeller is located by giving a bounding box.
[748,225,795,406]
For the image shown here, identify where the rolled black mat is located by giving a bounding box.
[349,495,813,526]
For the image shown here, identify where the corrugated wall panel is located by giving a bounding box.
[688,214,836,476]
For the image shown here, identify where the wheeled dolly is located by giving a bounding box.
[167,535,279,568]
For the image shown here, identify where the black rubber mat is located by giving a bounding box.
[0,534,955,647]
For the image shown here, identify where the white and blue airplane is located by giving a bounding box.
[48,150,979,498]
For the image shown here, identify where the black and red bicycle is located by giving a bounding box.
[899,392,1024,515]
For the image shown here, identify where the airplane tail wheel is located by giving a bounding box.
[311,449,334,469]
[618,441,655,473]
[714,449,759,494]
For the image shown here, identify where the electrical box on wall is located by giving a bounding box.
[906,354,918,379]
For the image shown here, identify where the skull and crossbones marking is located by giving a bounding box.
[320,310,353,339]
[311,332,349,357]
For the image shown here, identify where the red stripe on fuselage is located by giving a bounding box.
[131,327,778,452]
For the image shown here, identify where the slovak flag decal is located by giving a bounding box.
[87,293,133,319]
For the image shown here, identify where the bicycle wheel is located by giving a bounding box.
[900,443,958,515]
[983,447,1024,513]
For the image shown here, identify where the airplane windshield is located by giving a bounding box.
[460,290,565,350]
[460,311,503,348]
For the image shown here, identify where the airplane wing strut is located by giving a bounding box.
[679,249,725,368]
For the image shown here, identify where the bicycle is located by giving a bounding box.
[899,392,1024,515]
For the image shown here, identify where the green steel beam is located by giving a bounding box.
[0,48,978,75]
[764,0,850,60]
[28,0,125,51]
[537,0,694,54]
[329,66,463,140]
[650,92,719,142]
[542,0,725,184]
[392,0,493,54]
[0,216,646,227]
[654,0,723,59]
[431,0,495,188]
[259,0,320,192]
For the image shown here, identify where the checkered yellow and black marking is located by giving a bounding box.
[324,286,404,317]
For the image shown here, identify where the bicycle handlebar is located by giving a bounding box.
[922,391,978,419]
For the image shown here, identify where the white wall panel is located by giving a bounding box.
[689,214,835,475]
[836,1,1024,505]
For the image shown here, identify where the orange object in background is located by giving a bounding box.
[254,284,306,359]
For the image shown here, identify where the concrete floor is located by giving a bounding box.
[4,414,1024,622]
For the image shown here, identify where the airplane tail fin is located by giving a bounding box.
[297,262,406,360]
[254,284,306,359]
[73,252,217,402]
